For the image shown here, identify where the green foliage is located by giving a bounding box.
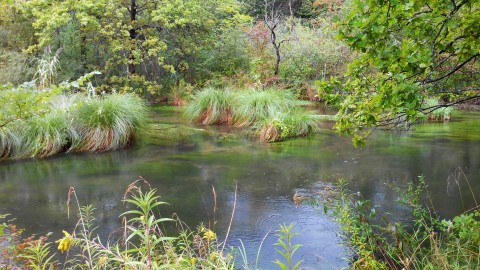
[20,240,55,270]
[273,224,303,270]
[280,18,351,86]
[315,76,342,105]
[328,176,480,270]
[336,0,480,144]
[3,185,236,269]
[0,81,60,128]
[20,0,250,95]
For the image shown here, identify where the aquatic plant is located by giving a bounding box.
[184,87,320,142]
[183,88,236,125]
[0,127,20,159]
[424,98,453,121]
[15,111,73,158]
[233,88,303,127]
[69,93,149,152]
[255,109,320,142]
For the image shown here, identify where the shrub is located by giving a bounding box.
[327,176,480,270]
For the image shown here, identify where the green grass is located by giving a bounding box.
[0,126,20,159]
[233,88,303,127]
[184,87,320,141]
[424,98,453,121]
[69,93,149,152]
[0,93,148,159]
[183,88,236,125]
[255,109,320,142]
[15,111,73,158]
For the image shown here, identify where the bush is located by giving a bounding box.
[327,176,480,270]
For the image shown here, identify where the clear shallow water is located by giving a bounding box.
[1,107,479,269]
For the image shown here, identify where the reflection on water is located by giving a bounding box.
[0,107,479,269]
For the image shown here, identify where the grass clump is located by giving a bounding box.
[184,87,321,142]
[15,111,73,158]
[256,109,320,142]
[327,176,480,270]
[233,88,302,127]
[0,127,20,159]
[0,92,148,159]
[183,88,236,125]
[69,93,149,152]
[424,98,453,121]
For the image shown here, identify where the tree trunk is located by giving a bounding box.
[128,0,137,75]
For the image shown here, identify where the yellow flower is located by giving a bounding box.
[203,229,216,241]
[209,252,217,261]
[55,230,72,253]
[190,257,197,265]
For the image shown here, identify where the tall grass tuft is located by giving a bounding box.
[183,88,236,125]
[69,93,149,152]
[15,111,73,158]
[0,126,20,159]
[183,87,321,141]
[424,98,453,121]
[233,88,302,127]
[255,109,320,142]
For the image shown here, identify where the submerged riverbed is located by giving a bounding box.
[1,106,479,269]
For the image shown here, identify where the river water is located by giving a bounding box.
[0,106,479,269]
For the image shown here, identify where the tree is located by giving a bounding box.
[19,0,249,93]
[336,0,480,146]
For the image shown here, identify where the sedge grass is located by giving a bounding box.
[0,93,148,159]
[15,111,73,158]
[183,88,236,125]
[233,88,303,127]
[255,109,320,142]
[69,93,149,152]
[0,126,20,159]
[184,87,320,142]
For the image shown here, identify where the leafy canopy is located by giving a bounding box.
[336,0,480,146]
